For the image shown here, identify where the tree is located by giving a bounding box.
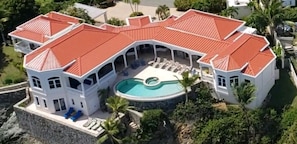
[272,44,282,68]
[175,71,199,103]
[246,0,287,39]
[60,6,95,24]
[192,0,227,14]
[97,118,122,144]
[174,0,195,11]
[106,96,130,118]
[278,121,297,144]
[220,6,238,18]
[2,0,39,37]
[107,17,126,26]
[0,7,9,45]
[155,5,170,20]
[232,81,256,142]
[194,115,248,144]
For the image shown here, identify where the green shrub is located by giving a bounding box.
[4,78,13,84]
[140,109,167,134]
[174,0,196,11]
[129,12,144,17]
[281,107,297,129]
[13,77,25,83]
[107,17,126,26]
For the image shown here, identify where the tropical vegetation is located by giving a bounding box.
[155,5,171,20]
[245,0,287,38]
[98,117,122,144]
[106,96,131,118]
[60,6,95,24]
[175,71,199,103]
[107,17,126,26]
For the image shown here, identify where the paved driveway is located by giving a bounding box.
[140,0,175,8]
[95,1,183,22]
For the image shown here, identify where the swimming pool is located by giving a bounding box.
[115,78,184,99]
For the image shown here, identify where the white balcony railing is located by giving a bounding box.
[201,74,214,83]
[14,41,31,54]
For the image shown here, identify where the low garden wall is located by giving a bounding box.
[128,93,186,112]
[0,82,28,108]
[289,61,297,87]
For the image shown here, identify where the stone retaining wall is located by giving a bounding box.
[0,82,28,93]
[14,102,102,144]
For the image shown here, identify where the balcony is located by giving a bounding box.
[14,41,31,54]
[14,41,40,54]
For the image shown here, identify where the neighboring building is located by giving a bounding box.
[227,0,296,19]
[14,9,276,116]
[9,11,81,54]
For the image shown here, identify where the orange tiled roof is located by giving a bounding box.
[9,12,80,43]
[24,9,275,77]
[169,10,244,40]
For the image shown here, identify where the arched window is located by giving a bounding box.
[48,77,61,89]
[218,75,226,87]
[230,76,239,87]
[32,76,42,88]
[98,63,113,79]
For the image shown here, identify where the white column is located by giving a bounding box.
[104,13,108,22]
[112,62,116,74]
[171,49,175,61]
[81,80,85,93]
[189,54,193,68]
[123,55,128,67]
[153,45,157,59]
[134,47,138,60]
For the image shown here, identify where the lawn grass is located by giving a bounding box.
[0,46,26,86]
[267,69,297,110]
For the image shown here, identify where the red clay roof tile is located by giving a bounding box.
[24,10,275,77]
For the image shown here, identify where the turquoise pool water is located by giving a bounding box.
[116,78,183,97]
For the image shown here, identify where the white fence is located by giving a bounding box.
[289,61,297,86]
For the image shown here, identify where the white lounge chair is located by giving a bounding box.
[152,57,162,67]
[92,120,101,130]
[87,119,97,129]
[157,58,168,68]
[165,61,175,70]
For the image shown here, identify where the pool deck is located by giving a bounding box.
[113,66,190,102]
[115,65,183,83]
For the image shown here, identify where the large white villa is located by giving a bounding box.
[10,10,276,116]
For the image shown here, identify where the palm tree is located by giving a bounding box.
[97,118,122,144]
[175,71,200,103]
[123,0,141,13]
[60,6,95,24]
[247,0,287,40]
[0,8,9,45]
[220,6,238,18]
[155,5,170,20]
[232,81,256,142]
[106,96,131,118]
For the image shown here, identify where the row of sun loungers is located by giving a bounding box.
[83,118,104,132]
[150,57,193,74]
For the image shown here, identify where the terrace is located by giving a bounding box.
[25,102,112,136]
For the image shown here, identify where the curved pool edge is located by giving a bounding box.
[113,78,187,102]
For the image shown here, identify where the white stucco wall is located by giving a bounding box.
[250,59,276,108]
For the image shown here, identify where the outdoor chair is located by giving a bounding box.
[64,107,75,119]
[123,70,129,76]
[70,110,83,122]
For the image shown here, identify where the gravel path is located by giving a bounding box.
[140,0,175,8]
